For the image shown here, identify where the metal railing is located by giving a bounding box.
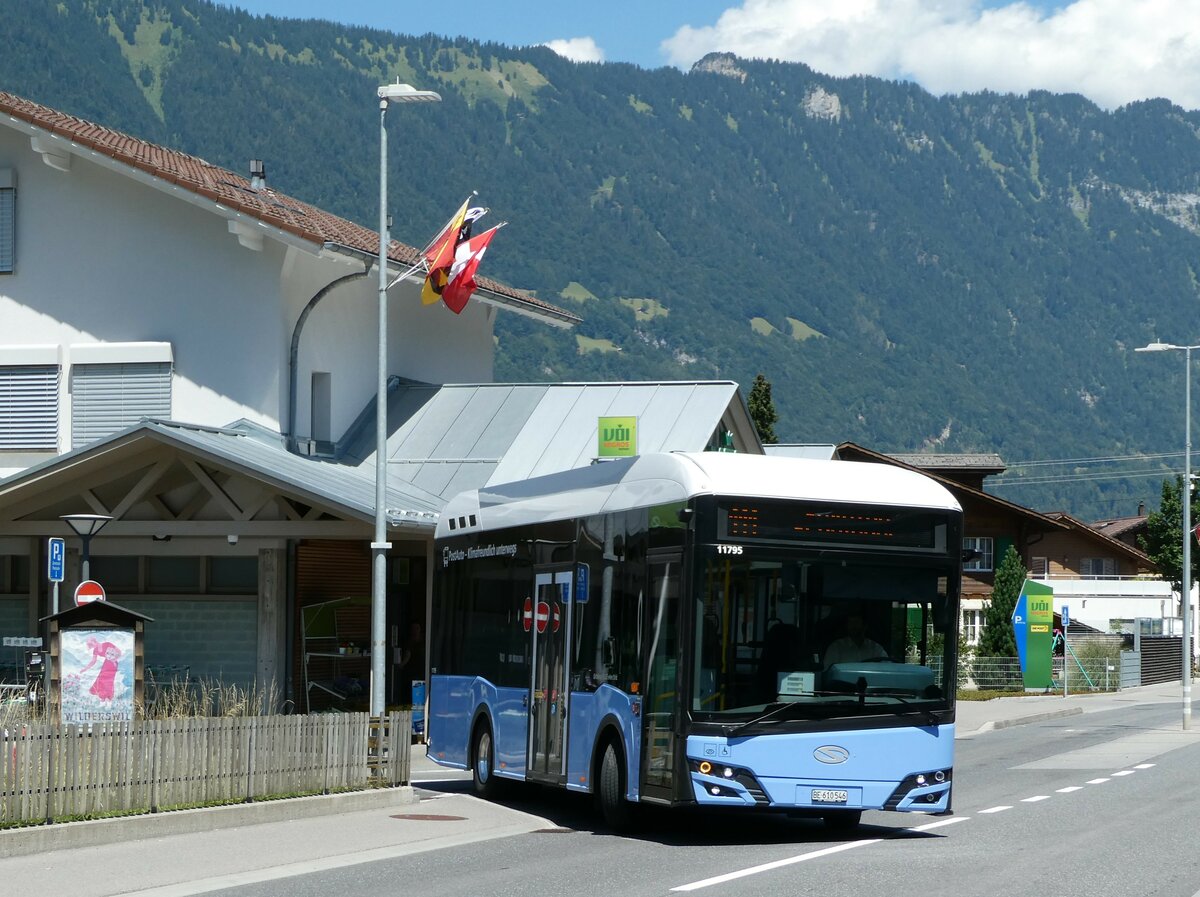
[962,656,1122,692]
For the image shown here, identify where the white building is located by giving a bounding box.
[0,91,759,703]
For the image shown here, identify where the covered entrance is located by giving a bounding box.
[0,420,439,704]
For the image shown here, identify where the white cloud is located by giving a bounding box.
[542,36,606,63]
[662,0,1200,110]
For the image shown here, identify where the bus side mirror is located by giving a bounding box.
[602,637,617,668]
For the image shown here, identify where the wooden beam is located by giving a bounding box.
[147,494,177,521]
[175,484,210,521]
[180,458,243,519]
[0,450,167,522]
[238,487,275,522]
[111,457,174,520]
[81,489,111,516]
[279,497,305,522]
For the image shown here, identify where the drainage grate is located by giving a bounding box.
[532,827,573,833]
[390,814,467,821]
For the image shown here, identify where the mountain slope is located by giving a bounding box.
[5,0,1200,518]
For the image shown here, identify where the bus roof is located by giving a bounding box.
[435,452,961,539]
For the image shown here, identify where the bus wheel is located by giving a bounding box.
[471,721,499,800]
[597,740,633,830]
[822,810,862,832]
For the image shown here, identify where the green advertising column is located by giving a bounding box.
[1013,580,1054,690]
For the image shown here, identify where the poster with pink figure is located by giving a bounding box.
[60,628,135,724]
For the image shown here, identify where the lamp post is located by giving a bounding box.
[60,513,112,595]
[1136,340,1199,730]
[372,81,441,719]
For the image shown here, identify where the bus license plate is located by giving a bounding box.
[812,789,848,804]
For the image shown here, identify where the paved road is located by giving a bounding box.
[4,683,1197,896]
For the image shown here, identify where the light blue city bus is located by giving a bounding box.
[427,452,962,829]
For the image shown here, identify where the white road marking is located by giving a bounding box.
[1134,763,1156,769]
[1021,795,1050,803]
[908,817,968,832]
[671,839,883,891]
[1056,786,1083,793]
[1015,729,1199,770]
[1087,778,1110,784]
[978,806,1011,814]
[1111,770,1135,776]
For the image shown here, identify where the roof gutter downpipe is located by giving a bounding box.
[288,262,370,452]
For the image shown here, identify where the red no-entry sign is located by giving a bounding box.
[535,601,550,633]
[74,579,106,606]
[522,597,532,632]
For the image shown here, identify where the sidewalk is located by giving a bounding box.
[953,679,1184,735]
[1,682,1185,891]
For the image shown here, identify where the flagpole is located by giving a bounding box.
[385,259,428,292]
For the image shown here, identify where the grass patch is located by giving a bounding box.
[750,317,777,336]
[957,688,1057,701]
[786,317,824,341]
[560,281,598,302]
[619,297,668,321]
[576,335,620,354]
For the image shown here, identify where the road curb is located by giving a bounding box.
[991,706,1083,730]
[0,786,416,859]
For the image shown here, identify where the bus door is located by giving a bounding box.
[528,566,573,783]
[640,552,681,800]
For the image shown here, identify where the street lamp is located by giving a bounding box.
[1136,340,1200,730]
[60,513,112,584]
[373,81,441,719]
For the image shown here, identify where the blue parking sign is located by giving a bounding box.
[47,537,65,583]
[575,563,589,603]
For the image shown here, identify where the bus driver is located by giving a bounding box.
[823,609,887,667]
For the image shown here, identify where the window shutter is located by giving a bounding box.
[0,170,13,274]
[71,362,171,448]
[0,365,59,449]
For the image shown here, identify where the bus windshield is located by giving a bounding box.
[691,548,956,725]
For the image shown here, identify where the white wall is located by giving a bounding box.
[0,123,497,474]
[280,236,496,444]
[0,127,285,443]
[1040,577,1177,632]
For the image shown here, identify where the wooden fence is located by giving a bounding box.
[1,711,410,827]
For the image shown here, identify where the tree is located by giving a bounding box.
[748,373,779,444]
[1140,476,1198,606]
[977,545,1026,658]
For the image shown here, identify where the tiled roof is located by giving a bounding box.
[1090,514,1149,540]
[836,442,1067,529]
[0,90,579,326]
[1045,511,1156,567]
[889,452,1006,471]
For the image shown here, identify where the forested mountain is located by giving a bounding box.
[6,0,1200,519]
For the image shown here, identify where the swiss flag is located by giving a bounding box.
[441,225,501,314]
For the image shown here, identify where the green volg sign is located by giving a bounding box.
[1012,579,1054,690]
[598,416,637,457]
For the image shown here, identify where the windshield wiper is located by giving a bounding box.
[863,691,940,726]
[724,693,854,735]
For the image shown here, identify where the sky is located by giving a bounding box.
[224,0,1200,110]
